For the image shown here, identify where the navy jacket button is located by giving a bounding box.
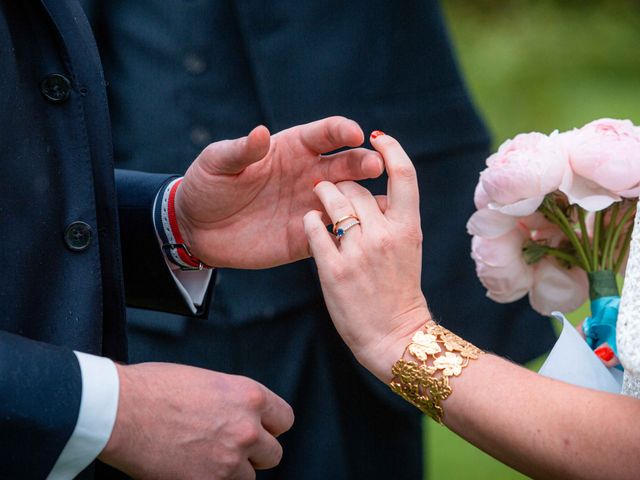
[64,221,92,252]
[41,74,71,103]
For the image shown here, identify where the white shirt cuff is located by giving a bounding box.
[168,267,213,312]
[47,352,119,480]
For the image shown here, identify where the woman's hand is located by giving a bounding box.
[303,132,429,382]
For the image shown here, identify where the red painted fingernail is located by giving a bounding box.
[313,179,323,188]
[370,130,385,139]
[595,345,614,362]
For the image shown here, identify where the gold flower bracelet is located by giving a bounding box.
[389,320,483,423]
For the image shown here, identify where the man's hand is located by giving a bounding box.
[99,363,294,480]
[175,116,384,268]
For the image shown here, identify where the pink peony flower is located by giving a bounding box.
[471,230,525,267]
[528,258,589,315]
[473,253,533,303]
[467,210,562,244]
[471,214,583,314]
[466,208,517,239]
[559,119,640,211]
[480,132,568,216]
[473,181,491,210]
[467,179,519,239]
[471,231,533,303]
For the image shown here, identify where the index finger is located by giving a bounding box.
[260,385,295,437]
[369,131,419,222]
[299,116,364,153]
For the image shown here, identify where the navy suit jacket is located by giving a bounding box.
[87,0,555,362]
[0,2,208,478]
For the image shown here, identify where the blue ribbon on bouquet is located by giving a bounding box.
[582,295,623,370]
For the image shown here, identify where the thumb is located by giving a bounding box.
[198,125,271,175]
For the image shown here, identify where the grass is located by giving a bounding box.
[424,1,640,477]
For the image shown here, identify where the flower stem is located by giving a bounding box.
[599,211,607,266]
[541,247,582,267]
[544,202,591,271]
[608,205,635,270]
[592,210,602,271]
[614,224,633,273]
[602,203,619,270]
[577,207,593,268]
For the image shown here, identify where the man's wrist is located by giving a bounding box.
[98,363,134,468]
[174,184,195,256]
[154,178,212,270]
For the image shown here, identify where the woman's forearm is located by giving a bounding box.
[371,321,640,480]
[437,353,639,479]
[361,315,640,479]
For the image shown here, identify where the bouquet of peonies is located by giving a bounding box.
[468,118,640,359]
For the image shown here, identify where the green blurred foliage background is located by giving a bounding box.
[425,1,640,478]
[445,0,640,145]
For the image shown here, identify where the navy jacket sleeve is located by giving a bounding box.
[0,332,82,479]
[115,169,213,317]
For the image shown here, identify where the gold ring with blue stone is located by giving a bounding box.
[332,214,359,235]
[335,220,361,240]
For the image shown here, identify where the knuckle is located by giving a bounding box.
[349,185,371,201]
[307,223,324,238]
[324,117,346,145]
[328,197,350,213]
[244,384,267,410]
[218,452,243,477]
[404,224,423,244]
[373,231,394,251]
[390,163,416,180]
[329,115,350,132]
[330,262,352,282]
[236,421,261,447]
[303,215,321,235]
[283,404,295,430]
[303,211,316,224]
[269,442,284,468]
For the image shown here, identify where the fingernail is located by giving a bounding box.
[595,345,614,362]
[313,179,323,188]
[370,130,385,139]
